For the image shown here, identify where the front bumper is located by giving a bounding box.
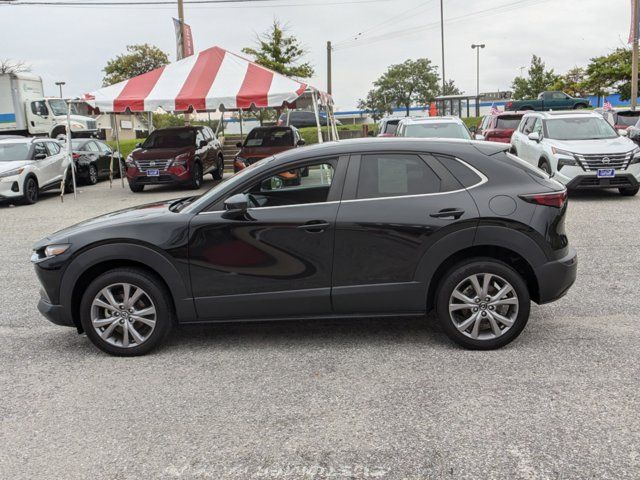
[565,173,639,190]
[534,247,578,304]
[37,297,75,327]
[0,176,23,199]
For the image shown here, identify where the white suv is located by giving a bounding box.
[511,111,640,196]
[0,137,72,204]
[395,116,472,140]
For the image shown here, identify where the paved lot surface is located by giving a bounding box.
[1,178,639,480]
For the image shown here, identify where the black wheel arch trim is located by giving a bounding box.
[59,242,196,329]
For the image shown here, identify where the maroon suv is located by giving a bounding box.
[476,112,524,143]
[233,126,304,172]
[125,126,224,192]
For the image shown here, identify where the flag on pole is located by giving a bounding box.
[490,103,501,115]
[173,18,194,60]
[603,100,613,111]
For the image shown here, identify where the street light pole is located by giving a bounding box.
[55,81,66,98]
[440,0,445,92]
[327,40,332,95]
[471,44,485,97]
[632,0,639,110]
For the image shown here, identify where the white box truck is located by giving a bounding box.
[0,72,98,140]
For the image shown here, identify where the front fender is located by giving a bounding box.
[59,242,196,325]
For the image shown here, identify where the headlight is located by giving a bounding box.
[125,154,135,166]
[0,167,24,178]
[551,147,575,157]
[631,148,640,165]
[172,153,190,166]
[31,244,71,263]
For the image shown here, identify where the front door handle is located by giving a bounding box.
[430,208,465,220]
[297,220,330,233]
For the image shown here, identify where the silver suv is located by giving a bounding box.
[510,111,640,196]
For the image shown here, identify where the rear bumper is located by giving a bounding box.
[534,247,578,304]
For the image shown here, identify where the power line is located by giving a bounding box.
[2,0,402,5]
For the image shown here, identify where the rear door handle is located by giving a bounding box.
[430,208,465,220]
[297,220,330,233]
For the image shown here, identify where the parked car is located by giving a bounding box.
[33,138,577,355]
[277,110,342,128]
[505,91,590,111]
[0,137,73,204]
[596,108,640,132]
[377,117,401,137]
[474,112,524,143]
[124,126,223,192]
[510,111,640,196]
[395,116,472,140]
[234,126,305,172]
[71,139,123,185]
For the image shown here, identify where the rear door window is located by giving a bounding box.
[33,142,48,158]
[45,142,61,155]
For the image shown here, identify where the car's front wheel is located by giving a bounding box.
[189,161,203,190]
[22,176,39,204]
[80,268,173,356]
[619,186,639,196]
[212,155,223,180]
[435,259,530,350]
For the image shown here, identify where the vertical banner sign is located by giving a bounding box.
[173,18,194,60]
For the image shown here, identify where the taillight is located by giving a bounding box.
[506,101,513,109]
[519,190,567,208]
[72,153,81,159]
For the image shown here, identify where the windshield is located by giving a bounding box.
[0,143,30,162]
[495,116,523,129]
[244,128,294,148]
[616,113,640,126]
[142,130,195,149]
[402,123,471,139]
[184,156,277,212]
[48,99,79,116]
[545,117,618,140]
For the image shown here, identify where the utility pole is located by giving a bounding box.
[632,0,639,110]
[440,0,445,92]
[55,81,66,98]
[471,44,485,97]
[326,41,332,95]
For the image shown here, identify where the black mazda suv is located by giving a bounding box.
[32,138,577,356]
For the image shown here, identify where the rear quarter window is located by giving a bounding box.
[434,155,483,188]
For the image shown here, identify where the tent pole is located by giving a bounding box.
[239,109,244,141]
[113,114,125,188]
[60,101,77,201]
[312,91,323,144]
[108,114,114,188]
[148,111,154,133]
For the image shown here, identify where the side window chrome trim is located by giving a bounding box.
[197,200,340,215]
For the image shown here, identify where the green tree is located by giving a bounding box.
[439,79,462,96]
[511,55,559,99]
[370,58,440,116]
[242,20,314,78]
[357,88,393,121]
[551,66,588,97]
[583,48,637,101]
[102,44,169,86]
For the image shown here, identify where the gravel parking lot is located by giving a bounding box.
[1,178,639,479]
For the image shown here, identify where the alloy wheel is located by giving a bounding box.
[448,273,519,341]
[90,283,157,348]
[89,165,98,184]
[25,179,38,203]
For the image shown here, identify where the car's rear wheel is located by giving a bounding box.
[22,176,39,204]
[129,183,144,192]
[189,161,203,189]
[88,164,98,185]
[435,259,530,350]
[80,268,173,356]
[619,186,639,196]
[212,155,223,180]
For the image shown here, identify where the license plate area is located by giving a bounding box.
[597,168,615,178]
[146,169,160,177]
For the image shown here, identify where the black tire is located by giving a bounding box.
[79,267,174,356]
[64,169,75,193]
[212,155,223,180]
[189,161,203,190]
[435,258,531,350]
[538,159,552,175]
[129,183,144,193]
[619,186,639,196]
[22,176,39,204]
[574,103,588,109]
[87,164,98,185]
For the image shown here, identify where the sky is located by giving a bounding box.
[0,0,633,111]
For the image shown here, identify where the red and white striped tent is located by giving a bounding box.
[83,45,329,113]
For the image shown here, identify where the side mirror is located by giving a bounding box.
[135,143,142,148]
[297,139,306,146]
[236,142,243,148]
[618,129,629,137]
[222,193,249,219]
[469,125,477,134]
[527,132,541,142]
[34,153,47,160]
[475,134,485,141]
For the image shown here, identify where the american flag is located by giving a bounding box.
[603,100,613,111]
[490,103,501,115]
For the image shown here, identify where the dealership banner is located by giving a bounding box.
[173,18,194,60]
